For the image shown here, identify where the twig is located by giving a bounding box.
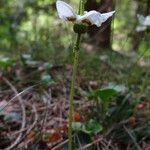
[15,104,38,149]
[123,125,142,150]
[105,119,129,137]
[41,90,52,132]
[0,84,36,111]
[2,77,26,150]
[21,104,38,147]
[96,143,100,150]
[28,90,52,149]
[100,140,110,150]
[102,138,116,150]
[51,139,69,150]
[78,137,103,150]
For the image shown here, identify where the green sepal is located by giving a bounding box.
[73,23,87,34]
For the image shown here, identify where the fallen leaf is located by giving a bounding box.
[27,131,36,140]
[137,103,145,109]
[72,112,81,122]
[47,132,61,143]
[58,124,68,134]
[128,116,136,127]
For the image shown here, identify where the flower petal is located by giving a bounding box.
[56,0,77,22]
[137,14,145,25]
[137,14,150,26]
[77,10,115,27]
[100,11,115,24]
[77,11,100,26]
[136,25,146,32]
[144,16,150,26]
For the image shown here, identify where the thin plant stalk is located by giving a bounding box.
[68,1,85,149]
[79,0,84,15]
[68,34,81,150]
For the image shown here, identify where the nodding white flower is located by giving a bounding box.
[137,14,150,26]
[56,0,115,27]
[136,14,150,32]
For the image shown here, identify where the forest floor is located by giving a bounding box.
[0,49,150,150]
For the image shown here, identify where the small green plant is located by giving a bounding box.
[56,0,115,149]
[88,83,137,132]
[72,119,103,136]
[0,56,15,70]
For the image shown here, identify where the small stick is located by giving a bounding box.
[52,139,69,150]
[16,104,38,149]
[78,137,103,150]
[0,84,36,111]
[2,77,26,150]
[123,125,142,150]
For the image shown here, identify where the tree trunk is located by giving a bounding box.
[145,0,150,14]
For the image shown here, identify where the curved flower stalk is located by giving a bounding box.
[56,0,115,27]
[56,1,115,149]
[136,14,150,32]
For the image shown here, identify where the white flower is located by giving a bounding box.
[136,14,150,32]
[56,0,115,27]
[137,14,150,26]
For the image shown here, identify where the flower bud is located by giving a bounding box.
[73,23,87,34]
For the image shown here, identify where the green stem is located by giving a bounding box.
[78,0,84,15]
[68,34,81,150]
[68,1,84,149]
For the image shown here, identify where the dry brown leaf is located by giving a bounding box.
[58,124,68,134]
[72,112,81,122]
[47,132,61,143]
[27,131,36,140]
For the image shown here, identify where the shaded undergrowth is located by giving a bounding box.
[0,49,150,149]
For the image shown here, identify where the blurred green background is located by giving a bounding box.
[0,0,150,90]
[0,0,150,59]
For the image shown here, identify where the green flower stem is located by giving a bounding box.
[79,0,84,15]
[68,33,81,150]
[68,1,84,149]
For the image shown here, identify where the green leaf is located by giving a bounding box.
[0,56,15,68]
[25,60,40,67]
[85,119,103,135]
[89,83,127,102]
[43,62,53,70]
[106,82,127,93]
[89,88,117,102]
[21,54,32,60]
[41,74,52,85]
[72,122,84,131]
[72,120,103,136]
